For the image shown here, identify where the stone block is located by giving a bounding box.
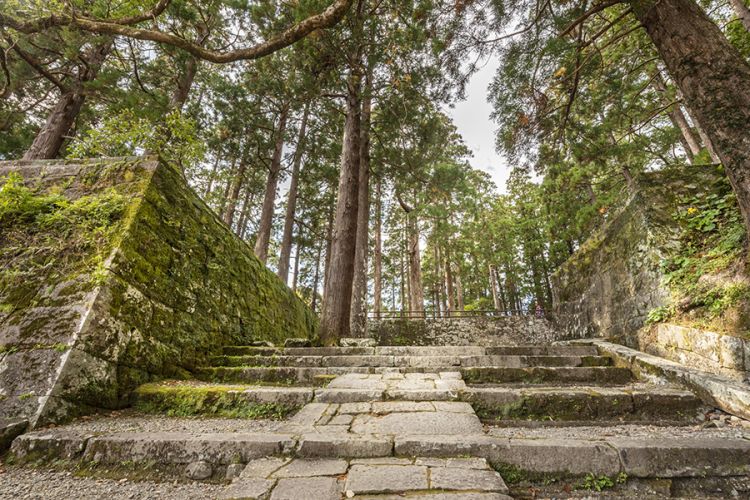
[240,458,290,478]
[315,389,385,403]
[297,433,392,458]
[0,418,27,452]
[491,439,622,476]
[340,338,378,348]
[271,477,341,500]
[338,402,372,414]
[344,464,428,494]
[610,437,750,477]
[429,467,508,493]
[371,401,435,414]
[351,411,482,436]
[219,479,275,500]
[11,430,92,461]
[272,459,348,477]
[415,457,489,469]
[395,435,505,458]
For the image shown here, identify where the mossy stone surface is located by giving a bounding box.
[0,157,316,426]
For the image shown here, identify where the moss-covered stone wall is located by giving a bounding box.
[551,165,727,342]
[0,157,316,426]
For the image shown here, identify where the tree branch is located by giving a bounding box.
[560,0,623,37]
[0,0,353,64]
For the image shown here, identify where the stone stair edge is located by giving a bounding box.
[10,429,750,479]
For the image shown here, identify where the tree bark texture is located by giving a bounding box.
[632,0,750,229]
[222,159,247,226]
[254,106,289,263]
[373,179,383,319]
[278,102,311,281]
[729,0,750,33]
[23,40,113,160]
[319,73,362,345]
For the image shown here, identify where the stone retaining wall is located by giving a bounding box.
[551,165,727,341]
[638,324,749,382]
[0,157,316,426]
[368,316,561,346]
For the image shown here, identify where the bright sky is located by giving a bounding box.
[444,55,512,193]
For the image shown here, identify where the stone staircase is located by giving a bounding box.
[7,342,750,498]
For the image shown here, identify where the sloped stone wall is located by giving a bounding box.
[551,165,726,342]
[0,157,316,426]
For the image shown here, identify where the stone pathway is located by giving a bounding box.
[221,456,510,499]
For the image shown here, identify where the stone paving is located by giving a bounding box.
[220,456,510,499]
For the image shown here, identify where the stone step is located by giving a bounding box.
[209,354,613,369]
[463,385,705,424]
[462,366,633,385]
[11,427,750,481]
[220,345,599,358]
[132,381,314,418]
[486,346,598,356]
[199,365,633,386]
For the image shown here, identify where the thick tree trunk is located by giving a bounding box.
[222,159,247,226]
[204,156,220,197]
[323,201,335,298]
[406,211,424,316]
[278,102,311,281]
[23,40,112,160]
[490,265,502,311]
[683,104,722,163]
[729,0,750,33]
[237,185,255,239]
[218,158,238,216]
[319,73,362,345]
[254,106,289,263]
[632,0,750,229]
[349,86,372,337]
[373,179,383,319]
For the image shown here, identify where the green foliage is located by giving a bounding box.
[68,109,205,168]
[578,472,627,492]
[646,305,673,325]
[659,181,748,328]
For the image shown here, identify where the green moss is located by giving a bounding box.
[134,382,298,419]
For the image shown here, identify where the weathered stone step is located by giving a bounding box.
[209,354,613,369]
[221,345,599,358]
[11,428,750,480]
[132,381,314,418]
[462,366,633,385]
[463,386,705,424]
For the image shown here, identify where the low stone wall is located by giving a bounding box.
[0,157,316,426]
[552,165,727,341]
[368,316,561,346]
[638,324,749,382]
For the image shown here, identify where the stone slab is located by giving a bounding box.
[240,457,290,478]
[0,418,28,452]
[11,430,92,460]
[495,438,622,476]
[345,464,429,494]
[351,411,482,436]
[272,459,348,478]
[429,467,508,493]
[219,479,275,500]
[82,432,295,465]
[270,476,341,500]
[297,433,392,458]
[415,457,490,469]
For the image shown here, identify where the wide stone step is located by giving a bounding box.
[11,428,750,480]
[486,346,598,356]
[463,385,705,424]
[209,354,613,369]
[132,381,314,418]
[462,366,633,385]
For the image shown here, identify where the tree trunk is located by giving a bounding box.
[312,243,322,313]
[683,104,722,163]
[490,265,502,311]
[350,83,372,338]
[319,72,362,345]
[406,210,424,316]
[237,184,255,239]
[323,200,335,299]
[729,0,750,33]
[23,40,112,160]
[373,179,383,319]
[278,102,311,281]
[204,155,220,197]
[455,269,465,313]
[254,105,289,263]
[444,248,455,317]
[218,158,238,216]
[632,0,750,229]
[653,72,702,160]
[292,237,301,291]
[222,159,247,226]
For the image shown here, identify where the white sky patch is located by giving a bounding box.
[444,54,512,194]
